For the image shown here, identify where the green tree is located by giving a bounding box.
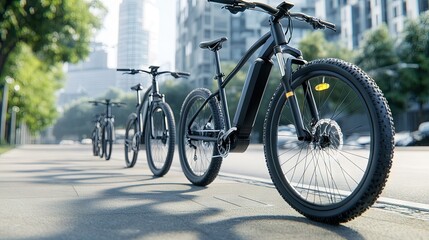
[53,89,135,141]
[7,45,63,133]
[299,31,355,61]
[161,78,193,125]
[0,0,105,73]
[355,25,399,70]
[0,0,105,137]
[398,12,429,122]
[53,98,93,140]
[355,25,405,114]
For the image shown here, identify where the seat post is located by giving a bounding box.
[136,89,142,106]
[213,50,223,81]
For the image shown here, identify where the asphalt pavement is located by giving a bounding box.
[1,144,429,240]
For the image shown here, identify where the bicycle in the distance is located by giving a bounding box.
[178,0,394,224]
[89,99,125,160]
[90,114,104,157]
[117,66,190,177]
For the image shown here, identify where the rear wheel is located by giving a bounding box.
[124,115,139,168]
[178,88,224,186]
[146,102,175,177]
[264,59,394,224]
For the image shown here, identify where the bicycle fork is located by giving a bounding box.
[274,44,318,141]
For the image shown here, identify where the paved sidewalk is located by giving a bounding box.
[1,145,428,240]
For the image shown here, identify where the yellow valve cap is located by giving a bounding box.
[315,82,330,91]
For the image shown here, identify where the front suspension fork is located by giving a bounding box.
[275,46,318,141]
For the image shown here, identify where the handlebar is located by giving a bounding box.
[208,0,237,4]
[116,67,190,79]
[170,72,191,78]
[88,100,125,107]
[208,0,336,31]
[290,12,336,31]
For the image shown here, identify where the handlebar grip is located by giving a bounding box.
[116,68,131,71]
[208,0,239,4]
[177,72,191,77]
[320,19,336,30]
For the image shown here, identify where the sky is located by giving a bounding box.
[94,0,176,69]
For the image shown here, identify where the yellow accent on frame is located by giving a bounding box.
[286,91,294,98]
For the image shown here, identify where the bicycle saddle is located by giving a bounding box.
[130,83,144,91]
[199,37,228,51]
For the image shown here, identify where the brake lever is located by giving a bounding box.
[222,4,246,14]
[305,17,325,30]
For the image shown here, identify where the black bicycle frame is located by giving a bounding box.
[135,87,151,136]
[133,74,166,144]
[187,15,314,152]
[105,100,113,119]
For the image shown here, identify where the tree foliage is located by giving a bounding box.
[53,89,135,141]
[355,24,406,114]
[0,0,105,73]
[355,25,399,70]
[161,78,193,125]
[53,98,94,140]
[299,31,355,62]
[0,0,105,136]
[6,45,63,133]
[398,12,429,120]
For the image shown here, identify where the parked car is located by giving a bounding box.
[396,122,429,146]
[395,131,414,146]
[344,133,371,149]
[80,138,92,145]
[277,124,298,149]
[418,121,429,135]
[59,140,76,145]
[408,131,429,146]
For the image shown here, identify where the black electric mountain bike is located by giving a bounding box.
[89,99,124,160]
[178,0,394,224]
[117,66,190,176]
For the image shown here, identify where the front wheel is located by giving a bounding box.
[124,114,139,168]
[98,125,105,159]
[178,88,224,186]
[92,129,99,156]
[264,58,394,224]
[104,120,114,160]
[146,102,175,177]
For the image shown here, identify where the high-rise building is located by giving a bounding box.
[59,43,116,107]
[116,0,159,90]
[176,0,230,87]
[316,0,429,49]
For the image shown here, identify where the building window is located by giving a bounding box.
[403,1,407,15]
[420,0,429,12]
[204,30,211,38]
[205,15,211,24]
[185,42,192,56]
